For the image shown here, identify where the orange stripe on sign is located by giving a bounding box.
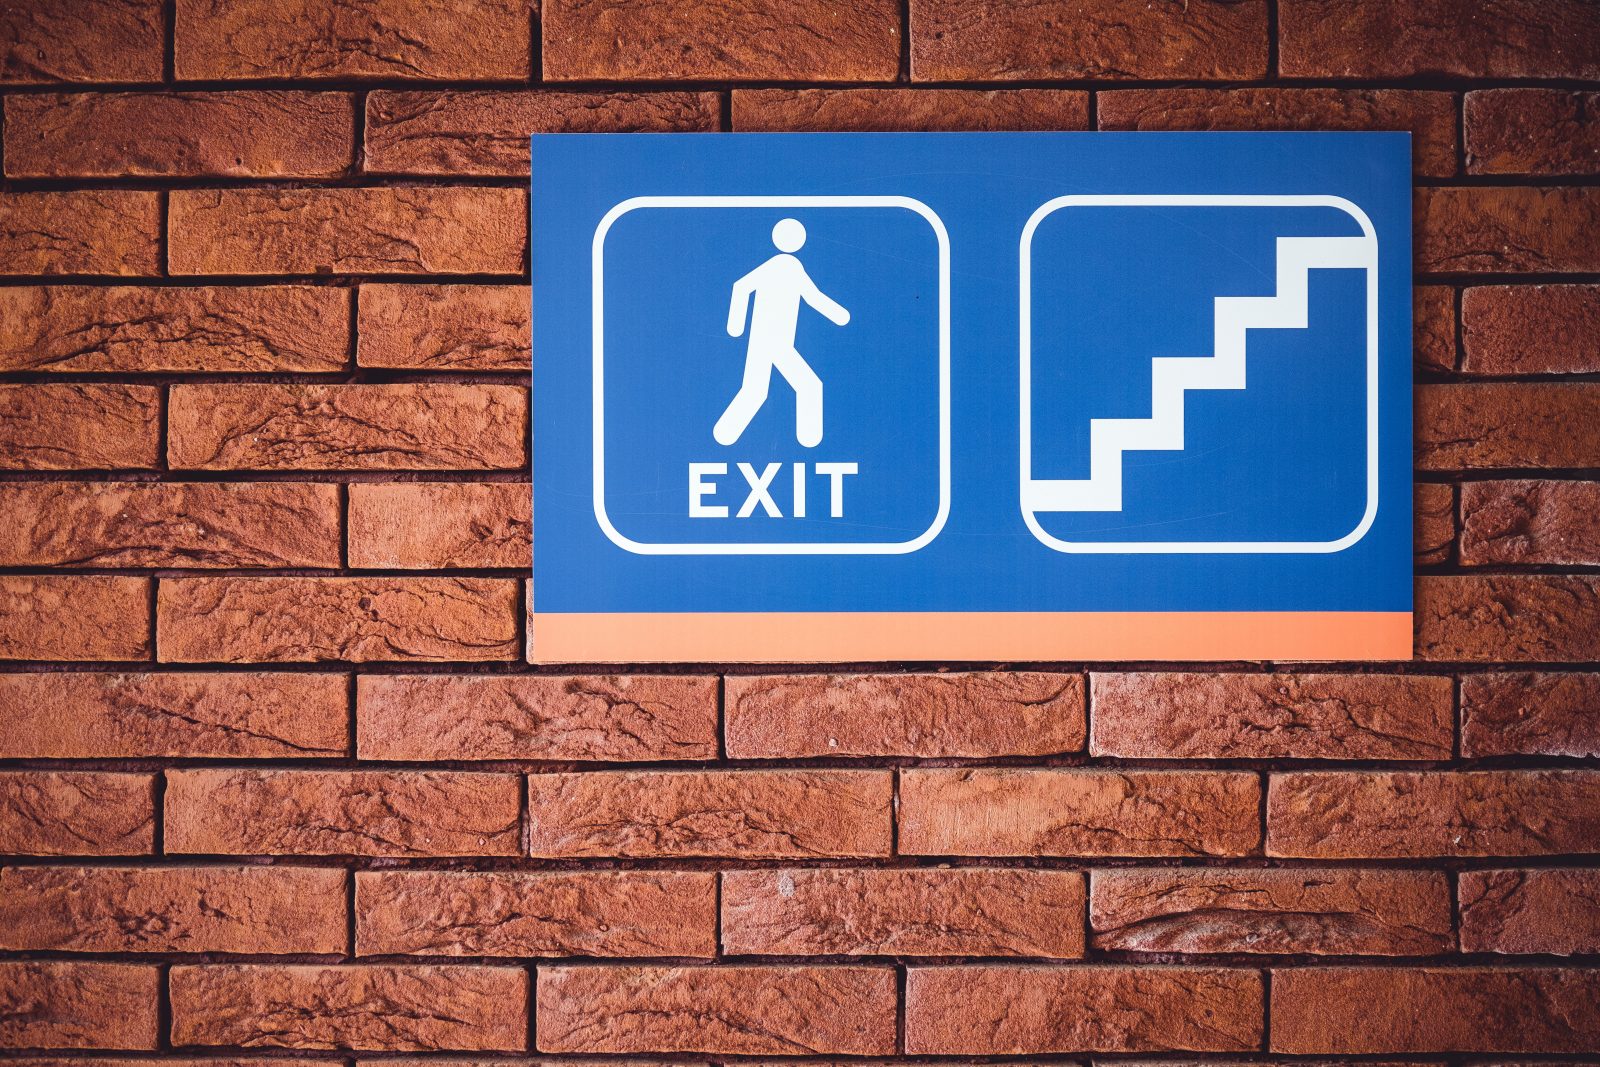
[527,611,1413,663]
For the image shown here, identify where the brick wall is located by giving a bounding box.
[1,0,1599,1057]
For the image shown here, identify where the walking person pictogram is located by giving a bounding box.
[714,218,850,448]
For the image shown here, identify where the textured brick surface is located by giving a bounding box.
[0,384,160,470]
[1459,869,1600,954]
[1467,89,1600,175]
[0,771,154,856]
[734,88,1089,131]
[1417,384,1600,470]
[1416,187,1600,274]
[1461,480,1600,565]
[1416,575,1600,662]
[1414,482,1454,565]
[0,0,163,83]
[1462,285,1600,375]
[0,962,158,1049]
[0,191,159,274]
[1461,672,1600,758]
[347,482,529,568]
[0,575,150,661]
[1413,285,1456,372]
[357,284,527,369]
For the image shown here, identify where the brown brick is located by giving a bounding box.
[1100,88,1457,177]
[544,0,898,81]
[911,0,1267,81]
[0,191,159,275]
[0,482,341,568]
[357,284,527,369]
[1467,89,1600,176]
[0,0,162,83]
[0,575,150,661]
[1280,0,1600,79]
[0,962,157,1050]
[726,672,1084,759]
[1417,383,1600,470]
[905,965,1262,1053]
[1417,187,1600,274]
[165,769,521,857]
[0,866,346,953]
[1090,673,1452,761]
[168,383,525,471]
[368,91,720,175]
[0,671,347,759]
[169,963,527,1051]
[527,770,892,859]
[734,88,1088,131]
[537,964,896,1054]
[1460,869,1600,954]
[1416,574,1600,662]
[1461,480,1600,565]
[5,92,355,178]
[0,383,160,470]
[159,577,518,663]
[1462,284,1600,375]
[1268,770,1600,858]
[0,285,350,373]
[347,483,529,568]
[175,0,534,80]
[358,870,716,957]
[1461,672,1600,758]
[169,187,525,275]
[723,868,1085,958]
[0,771,154,856]
[1091,868,1451,956]
[1413,285,1456,373]
[899,769,1260,858]
[1415,483,1454,565]
[1272,967,1600,1053]
[359,674,716,761]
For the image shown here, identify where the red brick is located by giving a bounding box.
[5,92,355,178]
[722,868,1085,958]
[1459,869,1600,954]
[1272,967,1600,1053]
[347,483,529,568]
[175,0,534,80]
[537,964,896,1055]
[905,965,1262,1053]
[0,962,157,1050]
[1461,480,1600,565]
[0,866,346,953]
[165,769,521,857]
[1417,383,1600,470]
[0,671,347,758]
[0,0,162,83]
[1461,672,1600,758]
[1090,868,1451,956]
[0,191,159,275]
[169,963,528,1051]
[1462,285,1600,375]
[0,384,160,470]
[899,769,1260,858]
[0,575,150,661]
[0,771,154,856]
[725,672,1084,759]
[0,482,341,568]
[1100,88,1457,177]
[911,0,1268,81]
[1416,574,1600,662]
[0,285,350,373]
[526,770,892,859]
[1467,89,1600,175]
[1268,770,1600,858]
[169,187,525,275]
[358,674,716,761]
[544,0,898,81]
[368,91,720,175]
[158,577,519,663]
[1091,672,1452,760]
[734,88,1088,131]
[357,870,716,957]
[1280,0,1600,79]
[168,383,525,471]
[1417,187,1600,274]
[1413,285,1456,373]
[357,284,527,369]
[1415,482,1455,565]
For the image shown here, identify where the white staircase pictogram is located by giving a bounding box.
[1024,235,1376,513]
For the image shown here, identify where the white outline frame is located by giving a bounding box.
[1019,193,1380,554]
[592,195,951,556]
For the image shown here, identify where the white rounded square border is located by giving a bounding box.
[591,195,952,556]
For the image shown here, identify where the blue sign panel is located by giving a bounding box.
[531,132,1412,662]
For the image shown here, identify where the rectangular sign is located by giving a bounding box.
[530,132,1412,663]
